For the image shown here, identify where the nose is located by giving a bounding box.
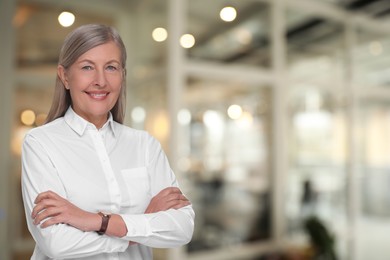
[93,68,107,88]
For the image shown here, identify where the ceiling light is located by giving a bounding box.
[227,104,242,120]
[152,27,168,42]
[180,34,195,48]
[220,6,237,22]
[58,11,75,27]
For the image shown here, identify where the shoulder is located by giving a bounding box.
[24,117,65,142]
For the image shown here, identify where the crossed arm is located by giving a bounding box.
[31,187,191,238]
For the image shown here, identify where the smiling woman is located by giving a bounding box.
[20,24,195,260]
[45,24,128,125]
[57,41,124,128]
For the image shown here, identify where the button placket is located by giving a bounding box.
[89,129,121,212]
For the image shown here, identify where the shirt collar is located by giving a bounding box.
[64,107,116,137]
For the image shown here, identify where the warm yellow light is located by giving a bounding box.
[58,11,75,27]
[237,111,253,128]
[12,126,30,156]
[227,104,243,120]
[180,34,195,49]
[152,27,168,42]
[35,113,47,126]
[149,111,169,141]
[220,6,237,22]
[21,109,36,126]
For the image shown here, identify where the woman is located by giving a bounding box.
[21,24,195,260]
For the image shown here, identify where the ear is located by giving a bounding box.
[57,65,69,89]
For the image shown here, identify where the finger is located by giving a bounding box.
[39,216,63,228]
[160,187,181,196]
[177,194,188,201]
[34,207,61,225]
[34,190,61,203]
[165,198,189,209]
[32,199,60,218]
[34,191,53,203]
[171,201,191,210]
[165,193,188,203]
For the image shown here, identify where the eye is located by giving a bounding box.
[82,65,93,70]
[106,65,118,71]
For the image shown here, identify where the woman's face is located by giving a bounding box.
[58,41,123,128]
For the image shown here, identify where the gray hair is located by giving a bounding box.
[46,24,127,124]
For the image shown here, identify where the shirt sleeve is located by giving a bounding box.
[119,135,195,248]
[21,134,128,259]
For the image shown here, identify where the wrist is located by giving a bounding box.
[79,212,101,232]
[92,212,102,232]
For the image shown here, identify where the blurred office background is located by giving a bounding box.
[2,0,390,259]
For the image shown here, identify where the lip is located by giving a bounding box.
[85,91,109,100]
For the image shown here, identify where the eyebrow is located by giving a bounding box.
[77,59,121,65]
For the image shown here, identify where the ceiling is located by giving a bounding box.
[14,0,390,86]
[10,0,390,129]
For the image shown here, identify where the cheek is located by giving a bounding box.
[110,77,123,91]
[68,74,89,89]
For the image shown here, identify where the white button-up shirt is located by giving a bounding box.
[21,107,195,260]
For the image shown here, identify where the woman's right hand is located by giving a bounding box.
[144,187,191,214]
[32,190,100,232]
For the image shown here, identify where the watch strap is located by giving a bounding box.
[97,212,111,235]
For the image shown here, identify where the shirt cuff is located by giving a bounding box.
[120,214,152,239]
[105,236,129,253]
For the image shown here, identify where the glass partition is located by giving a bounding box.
[182,78,273,252]
[355,98,390,259]
[285,8,348,259]
[285,86,348,257]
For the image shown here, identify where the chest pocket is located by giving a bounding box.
[121,167,151,212]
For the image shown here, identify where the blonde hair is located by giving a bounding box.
[46,24,127,124]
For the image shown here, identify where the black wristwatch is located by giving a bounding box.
[97,212,111,235]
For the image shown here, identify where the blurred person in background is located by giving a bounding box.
[21,24,194,260]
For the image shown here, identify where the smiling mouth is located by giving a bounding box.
[85,92,109,100]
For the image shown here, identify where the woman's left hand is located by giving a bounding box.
[144,187,191,214]
[31,190,99,232]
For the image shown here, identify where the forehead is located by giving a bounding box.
[78,41,122,62]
